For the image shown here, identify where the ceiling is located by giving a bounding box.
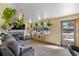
[9,3,79,22]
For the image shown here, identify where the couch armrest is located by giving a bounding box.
[20,47,34,56]
[70,45,79,52]
[0,47,15,56]
[68,45,77,56]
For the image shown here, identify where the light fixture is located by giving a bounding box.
[29,18,32,23]
[37,14,42,21]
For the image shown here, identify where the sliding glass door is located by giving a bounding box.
[61,20,75,46]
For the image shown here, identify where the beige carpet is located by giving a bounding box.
[33,46,71,56]
[26,39,71,56]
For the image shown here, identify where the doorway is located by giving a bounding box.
[61,20,76,46]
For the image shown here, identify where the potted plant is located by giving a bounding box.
[46,22,52,30]
[35,23,38,31]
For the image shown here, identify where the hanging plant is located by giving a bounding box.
[16,14,25,30]
[16,15,24,26]
[2,8,16,25]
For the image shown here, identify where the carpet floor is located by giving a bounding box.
[26,39,71,56]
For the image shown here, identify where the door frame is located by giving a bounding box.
[61,20,76,46]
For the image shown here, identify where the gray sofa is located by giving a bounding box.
[0,39,34,56]
[0,32,34,56]
[68,44,79,56]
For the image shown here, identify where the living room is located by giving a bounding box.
[0,3,79,56]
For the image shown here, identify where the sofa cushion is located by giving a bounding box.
[17,40,31,51]
[20,47,34,56]
[7,40,20,56]
[0,47,15,56]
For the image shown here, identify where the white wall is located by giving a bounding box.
[11,3,79,22]
[0,4,8,20]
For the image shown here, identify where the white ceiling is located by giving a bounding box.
[9,3,79,22]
